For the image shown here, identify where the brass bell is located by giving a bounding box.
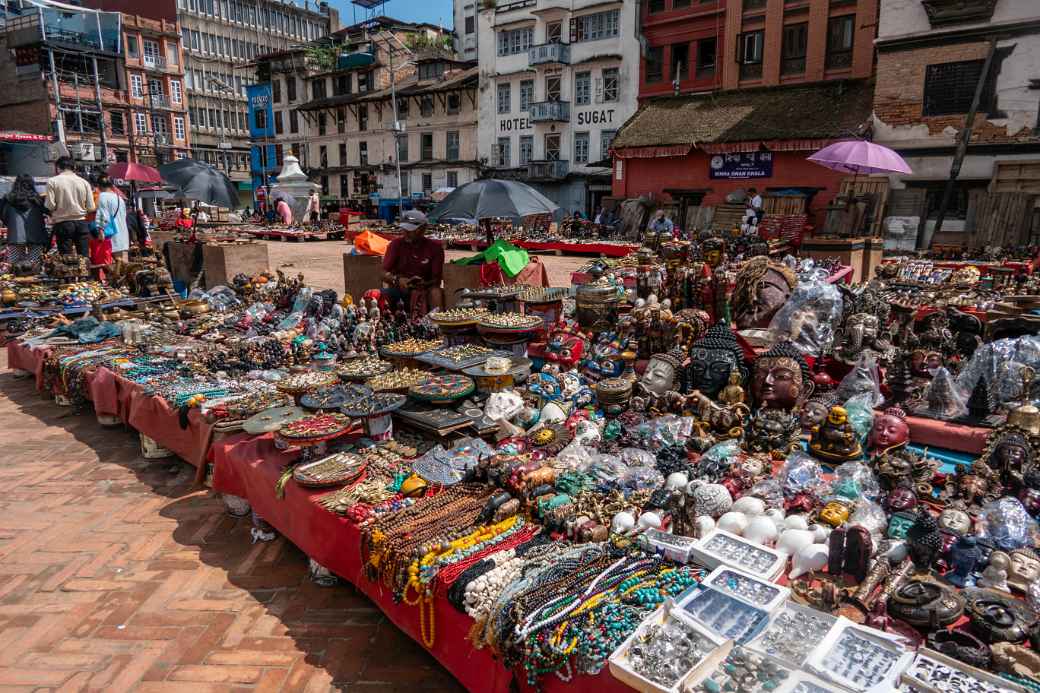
[1008,404,1040,435]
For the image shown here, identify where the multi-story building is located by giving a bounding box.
[251,17,475,209]
[609,0,878,228]
[476,0,641,216]
[119,13,192,165]
[872,0,1040,248]
[454,0,478,61]
[640,0,724,99]
[0,0,127,172]
[177,0,339,203]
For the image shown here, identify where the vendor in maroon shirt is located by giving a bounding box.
[381,209,444,311]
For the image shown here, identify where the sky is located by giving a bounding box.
[331,0,455,30]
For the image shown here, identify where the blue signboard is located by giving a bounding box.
[247,84,278,204]
[708,152,773,180]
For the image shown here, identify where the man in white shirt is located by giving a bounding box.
[747,187,764,225]
[45,156,95,257]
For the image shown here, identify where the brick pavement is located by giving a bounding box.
[0,363,464,693]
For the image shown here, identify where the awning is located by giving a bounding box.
[700,139,837,154]
[612,144,694,159]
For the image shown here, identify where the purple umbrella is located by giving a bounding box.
[807,140,912,175]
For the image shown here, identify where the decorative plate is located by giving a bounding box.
[242,405,308,435]
[337,356,393,382]
[341,391,407,417]
[408,374,475,403]
[380,337,444,358]
[365,368,431,392]
[478,313,543,332]
[416,344,498,370]
[275,371,338,396]
[300,386,353,412]
[428,306,489,327]
[276,412,352,443]
[293,452,366,488]
[223,390,292,420]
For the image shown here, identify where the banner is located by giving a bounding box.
[709,152,773,179]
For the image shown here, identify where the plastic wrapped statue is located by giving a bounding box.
[767,278,843,358]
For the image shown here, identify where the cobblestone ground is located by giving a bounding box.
[0,361,464,693]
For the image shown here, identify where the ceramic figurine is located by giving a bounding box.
[808,406,863,463]
[752,341,814,412]
[979,551,1012,592]
[631,348,688,414]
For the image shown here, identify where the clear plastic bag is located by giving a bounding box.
[767,279,843,357]
[835,352,883,407]
[842,393,876,445]
[829,461,881,503]
[777,450,826,499]
[957,335,1040,407]
[977,497,1039,550]
[921,367,969,420]
[555,441,595,471]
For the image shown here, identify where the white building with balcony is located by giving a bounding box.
[476,0,639,216]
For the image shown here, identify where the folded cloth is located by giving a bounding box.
[48,317,122,344]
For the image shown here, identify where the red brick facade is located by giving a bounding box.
[874,41,1040,146]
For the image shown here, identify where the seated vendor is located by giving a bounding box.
[381,210,445,312]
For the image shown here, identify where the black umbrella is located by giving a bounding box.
[269,189,296,206]
[428,179,559,225]
[158,158,239,208]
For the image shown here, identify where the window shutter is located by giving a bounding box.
[569,17,577,43]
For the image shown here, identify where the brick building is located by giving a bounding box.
[119,14,192,165]
[611,0,879,228]
[640,0,725,99]
[249,17,479,211]
[872,0,1040,247]
[0,0,128,174]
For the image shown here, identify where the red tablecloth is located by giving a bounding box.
[209,432,632,693]
[6,342,212,482]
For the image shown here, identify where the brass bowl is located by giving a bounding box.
[180,299,211,315]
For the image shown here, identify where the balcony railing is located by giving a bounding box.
[529,100,570,122]
[528,42,570,66]
[148,94,170,108]
[527,159,569,180]
[142,55,168,70]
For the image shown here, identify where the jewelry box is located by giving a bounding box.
[691,529,787,581]
[702,565,791,613]
[804,619,914,692]
[898,648,1027,693]
[608,602,731,693]
[677,585,772,645]
[745,601,839,668]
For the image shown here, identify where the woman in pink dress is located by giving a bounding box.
[276,199,293,225]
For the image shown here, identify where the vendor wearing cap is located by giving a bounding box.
[382,209,444,312]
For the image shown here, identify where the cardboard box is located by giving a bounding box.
[202,242,269,288]
[442,262,482,307]
[342,252,385,302]
[800,236,867,283]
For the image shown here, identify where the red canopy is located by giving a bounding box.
[106,161,162,183]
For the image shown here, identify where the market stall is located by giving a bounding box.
[4,223,1040,693]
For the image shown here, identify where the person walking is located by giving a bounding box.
[303,191,320,224]
[95,176,130,263]
[0,174,49,271]
[45,156,94,258]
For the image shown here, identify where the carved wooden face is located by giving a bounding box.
[870,412,910,450]
[800,400,830,433]
[689,346,739,398]
[641,357,677,397]
[753,356,804,411]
